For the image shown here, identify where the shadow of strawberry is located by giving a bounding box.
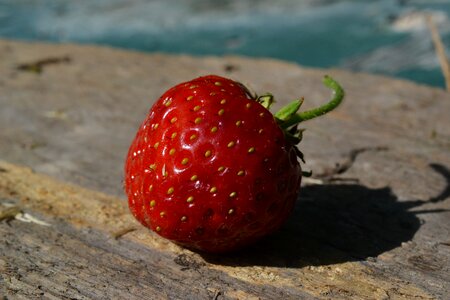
[202,163,450,267]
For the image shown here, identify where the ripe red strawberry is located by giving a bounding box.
[125,75,343,253]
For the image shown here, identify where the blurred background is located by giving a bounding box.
[1,0,449,88]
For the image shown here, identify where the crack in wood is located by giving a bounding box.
[0,206,22,223]
[212,289,222,300]
[16,56,71,74]
[314,146,389,181]
[174,253,205,271]
[428,163,450,203]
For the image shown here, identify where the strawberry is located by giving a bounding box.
[125,75,343,253]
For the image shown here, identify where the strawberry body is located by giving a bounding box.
[125,75,303,252]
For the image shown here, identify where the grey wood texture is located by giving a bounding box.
[0,40,449,299]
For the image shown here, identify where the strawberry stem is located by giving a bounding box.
[279,75,344,129]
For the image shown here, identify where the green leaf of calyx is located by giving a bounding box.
[275,98,304,122]
[258,94,275,110]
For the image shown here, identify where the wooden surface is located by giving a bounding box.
[0,39,449,299]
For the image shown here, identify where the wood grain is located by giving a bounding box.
[0,39,449,299]
[0,161,442,299]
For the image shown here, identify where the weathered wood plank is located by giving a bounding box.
[0,161,443,299]
[0,161,316,300]
[0,39,449,299]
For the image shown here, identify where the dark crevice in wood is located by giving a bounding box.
[314,146,389,181]
[16,56,71,74]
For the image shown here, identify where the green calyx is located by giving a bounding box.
[252,75,344,144]
[249,75,344,166]
[257,93,275,109]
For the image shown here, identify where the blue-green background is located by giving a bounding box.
[1,0,449,87]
